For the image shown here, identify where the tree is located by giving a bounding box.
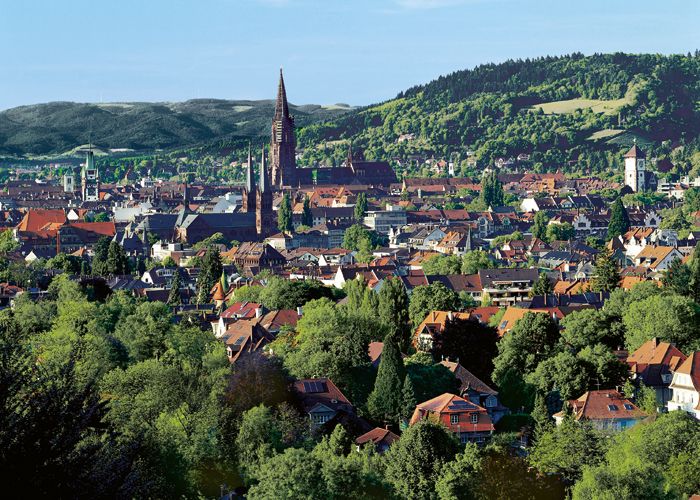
[384,419,459,500]
[480,170,504,208]
[435,445,482,500]
[460,249,493,274]
[277,193,293,234]
[378,277,410,348]
[592,247,620,292]
[492,312,560,385]
[301,195,313,227]
[546,222,575,242]
[167,270,182,306]
[531,210,550,241]
[607,198,630,240]
[354,192,368,222]
[662,257,692,297]
[529,415,607,484]
[573,411,700,499]
[422,254,462,275]
[90,236,112,276]
[531,272,553,296]
[622,293,700,352]
[432,317,499,385]
[366,336,405,422]
[258,277,335,310]
[408,282,460,328]
[690,243,700,304]
[106,240,129,275]
[196,246,222,304]
[560,307,623,351]
[0,229,19,254]
[401,374,417,421]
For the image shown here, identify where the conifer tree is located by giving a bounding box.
[531,272,553,296]
[196,246,223,304]
[531,211,550,241]
[167,269,182,306]
[378,277,410,349]
[301,195,313,227]
[278,193,293,234]
[106,241,129,275]
[367,336,406,422]
[688,244,700,304]
[592,247,620,292]
[531,392,552,438]
[354,192,368,222]
[607,198,630,240]
[401,374,417,422]
[480,171,504,208]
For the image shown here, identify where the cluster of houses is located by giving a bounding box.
[2,82,699,457]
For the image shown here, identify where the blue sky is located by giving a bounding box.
[1,0,698,110]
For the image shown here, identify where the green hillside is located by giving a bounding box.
[297,52,700,176]
[0,99,352,156]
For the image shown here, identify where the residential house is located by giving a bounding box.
[627,338,686,407]
[634,245,684,272]
[440,360,509,423]
[413,310,472,350]
[554,390,647,431]
[478,268,539,307]
[667,351,700,419]
[292,378,356,427]
[409,393,495,444]
[355,428,399,453]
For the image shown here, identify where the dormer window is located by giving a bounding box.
[623,403,634,411]
[607,404,618,411]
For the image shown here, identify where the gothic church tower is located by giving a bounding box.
[256,147,276,236]
[270,69,296,189]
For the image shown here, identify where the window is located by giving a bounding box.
[460,434,468,444]
[607,404,618,411]
[485,396,496,408]
[450,414,459,425]
[471,414,478,424]
[623,403,634,411]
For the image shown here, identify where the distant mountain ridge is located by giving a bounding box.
[0,99,353,156]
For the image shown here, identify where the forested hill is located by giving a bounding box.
[0,99,352,156]
[298,52,700,175]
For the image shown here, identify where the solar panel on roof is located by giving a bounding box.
[303,381,326,393]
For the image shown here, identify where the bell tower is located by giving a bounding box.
[256,147,276,237]
[270,69,296,189]
[624,143,646,192]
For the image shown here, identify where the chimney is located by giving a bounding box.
[255,307,262,318]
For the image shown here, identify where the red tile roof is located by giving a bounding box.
[556,390,647,421]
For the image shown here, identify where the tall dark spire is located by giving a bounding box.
[259,145,268,193]
[275,68,289,120]
[246,142,255,192]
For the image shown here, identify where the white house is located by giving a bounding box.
[667,352,700,419]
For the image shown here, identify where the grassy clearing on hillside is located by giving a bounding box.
[531,96,631,115]
[606,130,654,147]
[587,129,624,141]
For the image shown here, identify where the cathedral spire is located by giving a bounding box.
[259,145,269,193]
[275,68,290,120]
[246,142,255,192]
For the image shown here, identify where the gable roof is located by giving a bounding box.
[673,351,700,392]
[355,427,399,448]
[557,389,647,421]
[440,360,497,396]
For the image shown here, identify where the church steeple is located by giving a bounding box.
[246,142,255,192]
[259,145,269,193]
[275,68,290,120]
[270,68,296,189]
